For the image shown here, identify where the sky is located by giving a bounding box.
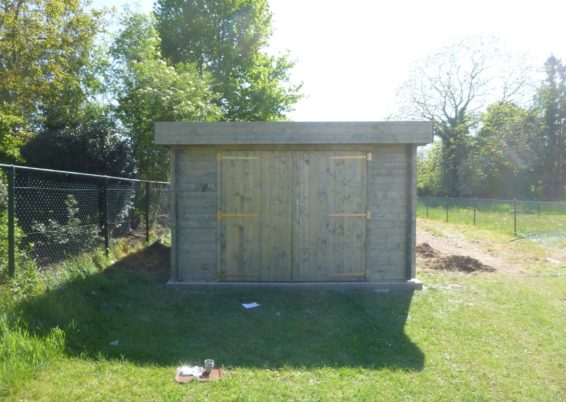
[93,0,566,121]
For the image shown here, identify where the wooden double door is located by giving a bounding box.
[218,150,368,281]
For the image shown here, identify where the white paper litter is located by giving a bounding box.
[242,302,261,309]
[179,366,203,377]
[546,257,561,264]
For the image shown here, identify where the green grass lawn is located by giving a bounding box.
[1,225,566,401]
[417,200,566,237]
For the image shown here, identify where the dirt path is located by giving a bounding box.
[415,219,548,273]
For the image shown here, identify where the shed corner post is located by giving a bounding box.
[407,144,417,280]
[170,146,179,282]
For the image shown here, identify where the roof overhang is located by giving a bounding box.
[154,121,433,146]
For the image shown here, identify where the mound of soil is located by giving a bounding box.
[416,242,440,258]
[416,242,494,273]
[116,240,171,280]
[434,255,495,273]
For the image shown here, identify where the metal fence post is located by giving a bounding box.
[425,196,429,218]
[513,199,517,236]
[145,181,150,242]
[473,197,477,225]
[7,165,15,277]
[103,177,110,254]
[445,196,449,222]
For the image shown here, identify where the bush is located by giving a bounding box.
[30,195,101,263]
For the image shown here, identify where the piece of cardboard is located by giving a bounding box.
[175,367,223,383]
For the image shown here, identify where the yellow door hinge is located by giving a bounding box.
[217,212,258,220]
[330,153,372,161]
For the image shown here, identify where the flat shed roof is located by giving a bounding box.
[154,121,433,145]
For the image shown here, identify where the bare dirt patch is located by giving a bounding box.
[417,220,518,272]
[417,241,495,273]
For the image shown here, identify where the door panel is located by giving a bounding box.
[292,151,367,281]
[220,150,367,281]
[220,151,293,281]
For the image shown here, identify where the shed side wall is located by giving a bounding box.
[176,147,218,281]
[366,145,410,281]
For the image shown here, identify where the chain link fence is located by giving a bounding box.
[417,196,566,241]
[0,164,170,277]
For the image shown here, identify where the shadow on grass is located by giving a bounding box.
[16,243,424,371]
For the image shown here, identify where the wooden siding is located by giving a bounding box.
[175,147,217,281]
[366,145,410,281]
[292,151,367,281]
[218,150,366,281]
[173,144,415,283]
[155,122,433,145]
[219,151,293,281]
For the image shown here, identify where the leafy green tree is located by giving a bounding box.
[533,55,566,200]
[154,0,301,121]
[394,38,533,196]
[20,104,135,177]
[111,12,221,180]
[462,102,541,198]
[417,142,443,196]
[0,109,25,163]
[0,0,105,160]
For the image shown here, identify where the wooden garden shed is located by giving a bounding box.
[155,122,433,289]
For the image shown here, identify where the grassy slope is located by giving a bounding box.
[2,223,566,401]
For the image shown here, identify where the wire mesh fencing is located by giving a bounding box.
[417,196,566,240]
[0,164,170,277]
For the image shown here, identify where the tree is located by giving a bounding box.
[533,55,566,200]
[20,104,135,177]
[394,38,533,196]
[154,0,301,121]
[0,108,25,163]
[416,141,442,196]
[111,12,221,180]
[462,102,541,198]
[0,0,105,156]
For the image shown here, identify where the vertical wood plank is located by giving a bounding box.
[259,151,270,280]
[299,151,310,278]
[271,151,293,280]
[242,153,252,277]
[360,155,368,279]
[327,152,337,279]
[335,158,345,278]
[308,152,319,279]
[344,156,355,277]
[319,153,329,280]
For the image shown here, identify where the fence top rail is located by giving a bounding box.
[420,196,565,205]
[0,164,169,185]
